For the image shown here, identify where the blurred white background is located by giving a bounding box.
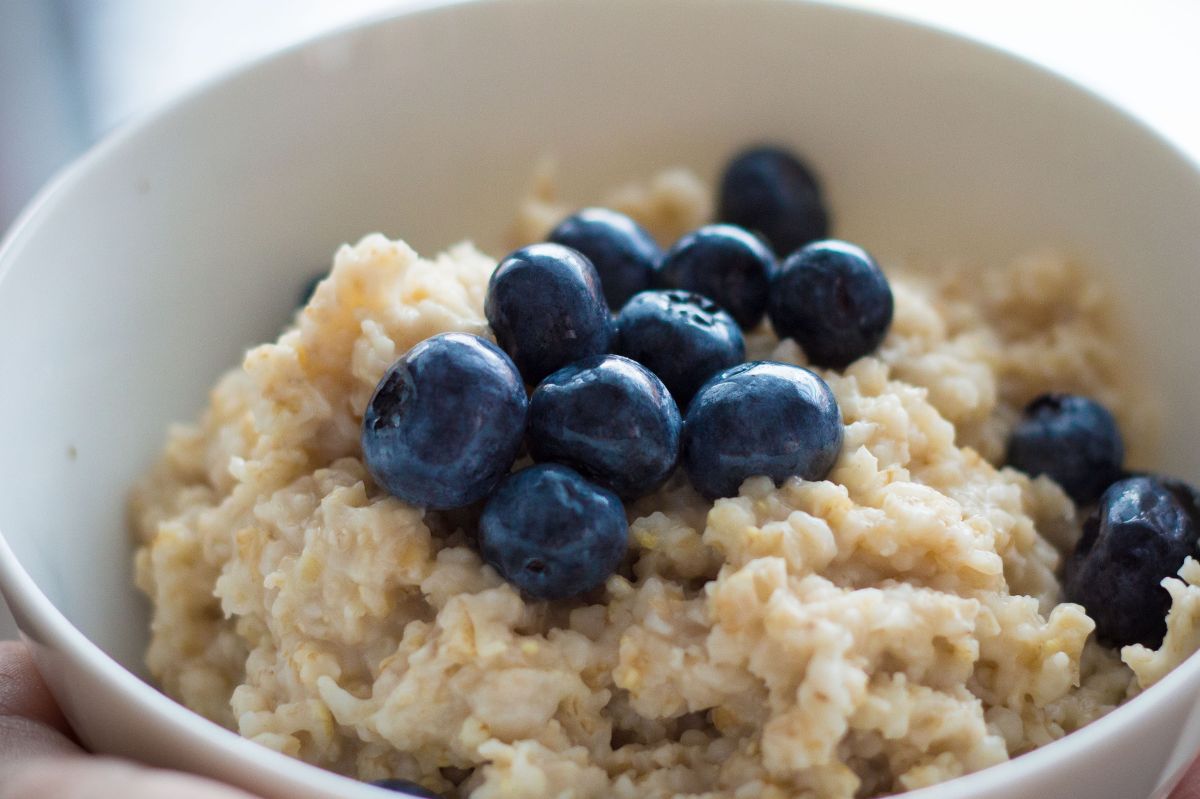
[3,0,1200,230]
[1,0,1198,637]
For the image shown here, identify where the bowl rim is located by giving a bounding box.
[2,0,1200,797]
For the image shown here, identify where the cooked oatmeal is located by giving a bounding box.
[132,168,1199,798]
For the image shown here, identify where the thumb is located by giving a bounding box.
[0,640,260,799]
[1171,756,1200,799]
[4,757,264,799]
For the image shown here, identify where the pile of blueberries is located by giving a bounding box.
[361,146,893,606]
[1006,394,1200,649]
[357,144,1200,664]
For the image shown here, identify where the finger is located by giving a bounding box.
[0,640,262,799]
[3,756,263,799]
[0,713,82,765]
[0,640,83,780]
[0,640,71,734]
[1171,754,1200,799]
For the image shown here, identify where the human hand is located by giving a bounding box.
[4,635,1200,799]
[0,639,259,799]
[1174,756,1200,799]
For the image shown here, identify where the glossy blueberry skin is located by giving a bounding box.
[1065,475,1200,648]
[478,464,629,600]
[614,290,745,409]
[528,354,682,498]
[683,361,843,499]
[485,243,614,384]
[1006,393,1125,506]
[658,224,778,330]
[361,333,527,510]
[717,145,829,257]
[768,240,894,369]
[370,778,442,798]
[548,207,664,311]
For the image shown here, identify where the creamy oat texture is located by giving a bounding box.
[133,168,1200,798]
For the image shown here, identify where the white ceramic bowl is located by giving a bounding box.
[2,1,1200,797]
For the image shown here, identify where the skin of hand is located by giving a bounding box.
[1173,761,1200,799]
[2,638,1200,798]
[0,640,260,799]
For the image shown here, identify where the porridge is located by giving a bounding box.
[132,150,1200,798]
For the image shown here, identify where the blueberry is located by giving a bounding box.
[478,464,628,600]
[370,778,442,798]
[717,145,829,256]
[1006,393,1125,506]
[528,354,681,498]
[767,240,894,369]
[1065,475,1200,648]
[658,224,778,329]
[548,208,663,310]
[614,290,745,409]
[485,243,614,384]
[683,361,843,499]
[361,333,527,510]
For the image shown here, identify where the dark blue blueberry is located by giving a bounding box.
[361,333,526,510]
[683,361,843,499]
[717,145,829,256]
[528,354,681,498]
[548,207,663,311]
[1006,393,1125,505]
[658,224,778,329]
[370,778,442,798]
[767,240,894,369]
[478,464,628,600]
[485,243,614,384]
[1065,475,1200,648]
[614,290,745,409]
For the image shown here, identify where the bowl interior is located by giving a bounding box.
[1,0,1199,787]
